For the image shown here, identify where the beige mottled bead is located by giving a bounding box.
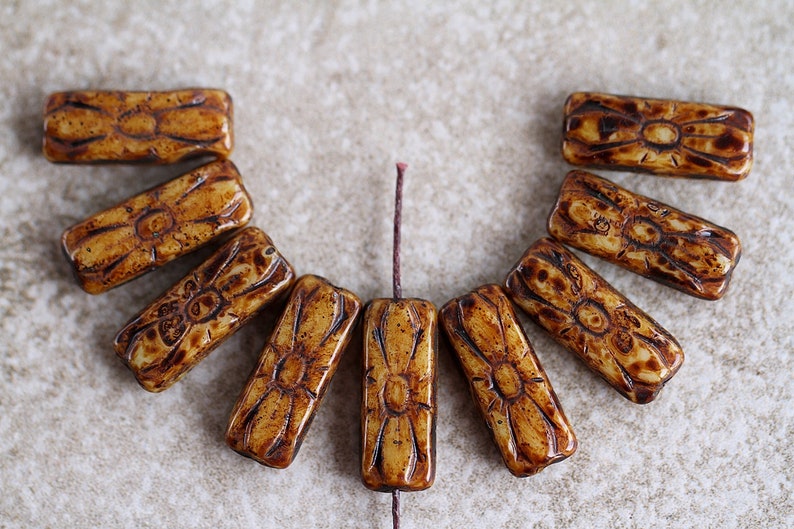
[226,275,362,469]
[62,160,252,294]
[440,284,577,477]
[505,238,684,404]
[361,298,437,492]
[114,227,294,392]
[43,89,233,163]
[547,170,742,300]
[562,92,753,180]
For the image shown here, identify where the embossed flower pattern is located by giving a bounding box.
[441,285,577,476]
[61,160,251,293]
[505,238,684,404]
[43,89,233,163]
[361,299,437,492]
[226,275,361,469]
[548,170,742,299]
[562,92,754,180]
[114,227,294,392]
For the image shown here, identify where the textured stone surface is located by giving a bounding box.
[1,1,792,528]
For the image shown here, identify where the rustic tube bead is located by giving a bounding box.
[43,89,233,163]
[440,284,577,477]
[361,298,437,492]
[505,238,684,404]
[547,170,742,300]
[61,160,253,294]
[562,92,754,180]
[226,274,362,469]
[114,227,295,392]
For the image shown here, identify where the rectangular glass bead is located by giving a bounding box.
[43,89,233,163]
[114,227,295,392]
[547,170,742,300]
[440,284,577,477]
[562,92,753,180]
[505,238,684,404]
[61,160,252,294]
[361,298,437,492]
[226,274,362,469]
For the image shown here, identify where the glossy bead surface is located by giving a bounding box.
[226,275,362,469]
[62,160,252,294]
[43,89,233,163]
[440,284,577,477]
[114,227,294,392]
[505,238,684,404]
[361,298,437,492]
[547,170,742,300]
[562,92,753,180]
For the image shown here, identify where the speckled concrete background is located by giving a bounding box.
[1,1,792,528]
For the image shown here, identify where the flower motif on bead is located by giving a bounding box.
[113,228,294,392]
[227,277,361,468]
[505,238,684,403]
[562,92,753,179]
[61,161,251,294]
[547,171,742,300]
[43,89,233,163]
[441,285,576,476]
[361,299,436,491]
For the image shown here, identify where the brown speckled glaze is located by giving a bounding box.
[226,275,362,469]
[562,92,753,180]
[505,238,684,404]
[361,298,437,492]
[440,284,576,477]
[43,89,233,163]
[114,227,295,392]
[547,170,742,300]
[62,160,252,294]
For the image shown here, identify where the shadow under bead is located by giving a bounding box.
[505,238,684,404]
[226,274,362,469]
[114,227,295,392]
[440,284,577,477]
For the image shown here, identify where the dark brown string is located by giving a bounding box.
[391,162,406,528]
[393,162,406,300]
[391,162,408,529]
[391,162,407,528]
[392,489,401,529]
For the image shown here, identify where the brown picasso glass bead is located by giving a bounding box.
[547,170,742,300]
[440,284,577,477]
[43,89,233,163]
[505,238,684,404]
[361,298,437,492]
[562,92,753,180]
[114,227,294,392]
[226,274,362,469]
[62,159,252,294]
